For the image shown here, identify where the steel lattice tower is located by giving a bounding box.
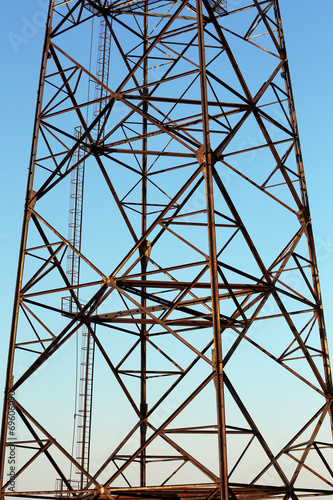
[1,1,333,499]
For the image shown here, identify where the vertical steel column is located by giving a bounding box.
[273,0,333,426]
[140,0,149,487]
[196,1,228,498]
[0,2,54,491]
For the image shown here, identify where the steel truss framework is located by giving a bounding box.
[1,1,333,499]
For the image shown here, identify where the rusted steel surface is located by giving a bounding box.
[1,1,332,499]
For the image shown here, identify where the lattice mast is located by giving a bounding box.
[1,1,333,500]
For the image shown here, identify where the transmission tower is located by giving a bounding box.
[1,1,332,499]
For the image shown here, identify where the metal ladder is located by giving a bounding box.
[73,12,111,489]
[76,330,95,487]
[92,15,112,140]
[67,126,84,312]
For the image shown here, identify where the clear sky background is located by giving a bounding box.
[1,0,333,415]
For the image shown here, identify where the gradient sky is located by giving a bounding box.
[1,0,333,416]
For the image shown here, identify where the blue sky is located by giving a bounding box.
[1,0,333,437]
